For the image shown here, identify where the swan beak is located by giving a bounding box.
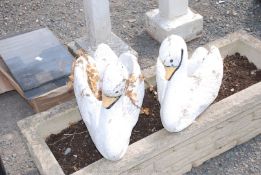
[102,94,120,109]
[165,66,177,81]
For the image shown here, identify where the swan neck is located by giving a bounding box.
[176,49,188,76]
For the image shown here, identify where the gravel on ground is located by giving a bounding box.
[0,0,260,68]
[0,0,260,174]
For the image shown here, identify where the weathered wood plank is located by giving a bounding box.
[123,108,259,174]
[192,141,238,168]
[192,133,256,169]
[192,128,260,168]
[165,118,261,173]
[29,86,75,113]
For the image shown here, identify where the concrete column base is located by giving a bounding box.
[68,33,137,57]
[145,8,203,43]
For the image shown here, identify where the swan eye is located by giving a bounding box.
[170,59,174,63]
[115,90,119,94]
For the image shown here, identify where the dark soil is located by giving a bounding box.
[46,90,161,174]
[46,53,261,175]
[215,53,261,102]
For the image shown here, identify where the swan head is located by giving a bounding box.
[102,62,128,109]
[159,35,187,81]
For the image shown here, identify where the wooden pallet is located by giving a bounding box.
[0,28,75,112]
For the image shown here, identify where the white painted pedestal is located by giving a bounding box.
[69,0,137,57]
[145,0,203,43]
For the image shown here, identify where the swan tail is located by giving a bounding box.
[94,44,118,79]
[119,53,145,120]
[191,46,223,104]
[188,47,208,75]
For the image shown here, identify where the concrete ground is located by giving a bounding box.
[0,92,37,175]
[0,0,261,174]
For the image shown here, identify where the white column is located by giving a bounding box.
[83,0,112,45]
[72,0,137,57]
[145,0,203,42]
[159,0,188,19]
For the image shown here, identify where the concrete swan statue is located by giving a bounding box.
[156,35,223,132]
[73,44,144,160]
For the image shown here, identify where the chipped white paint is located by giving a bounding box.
[156,35,223,132]
[73,44,144,160]
[145,0,203,42]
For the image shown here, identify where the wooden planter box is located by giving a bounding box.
[18,31,261,175]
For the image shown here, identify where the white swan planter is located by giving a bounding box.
[156,35,223,132]
[73,44,144,161]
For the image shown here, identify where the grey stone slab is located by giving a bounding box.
[23,76,68,100]
[0,28,73,93]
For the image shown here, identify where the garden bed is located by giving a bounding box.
[18,31,261,175]
[46,53,261,174]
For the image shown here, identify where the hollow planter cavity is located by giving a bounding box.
[18,31,261,175]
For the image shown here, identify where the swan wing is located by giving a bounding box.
[119,53,145,122]
[188,47,208,76]
[189,46,223,115]
[156,57,168,104]
[74,56,101,127]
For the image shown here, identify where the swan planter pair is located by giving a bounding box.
[73,35,223,161]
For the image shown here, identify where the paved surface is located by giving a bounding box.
[0,0,261,174]
[0,92,37,175]
[0,0,260,69]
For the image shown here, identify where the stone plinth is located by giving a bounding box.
[146,0,203,42]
